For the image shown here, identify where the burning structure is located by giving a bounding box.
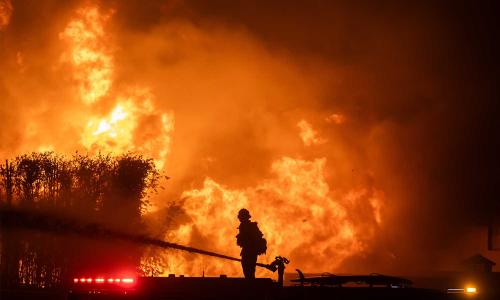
[0,0,499,298]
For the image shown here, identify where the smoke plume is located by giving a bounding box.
[0,0,498,276]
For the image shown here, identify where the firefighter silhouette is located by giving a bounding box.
[236,208,266,279]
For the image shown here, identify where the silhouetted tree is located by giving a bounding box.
[0,152,159,288]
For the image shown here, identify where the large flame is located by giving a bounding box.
[81,90,174,169]
[142,156,383,276]
[60,5,113,105]
[3,2,388,277]
[3,0,497,278]
[60,3,383,276]
[60,4,174,169]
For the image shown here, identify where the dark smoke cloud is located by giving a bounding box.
[1,0,499,274]
[109,0,500,271]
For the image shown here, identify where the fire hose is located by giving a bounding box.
[0,208,289,285]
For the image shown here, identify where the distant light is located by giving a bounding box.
[466,287,477,294]
[73,276,135,285]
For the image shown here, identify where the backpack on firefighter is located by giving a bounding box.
[237,221,267,255]
[256,230,267,255]
[251,222,267,255]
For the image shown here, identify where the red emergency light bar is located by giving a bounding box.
[73,277,135,284]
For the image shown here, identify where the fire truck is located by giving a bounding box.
[67,269,481,300]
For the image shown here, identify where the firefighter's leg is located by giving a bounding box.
[242,254,257,279]
[249,254,257,278]
[241,259,249,278]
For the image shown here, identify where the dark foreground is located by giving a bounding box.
[1,276,495,300]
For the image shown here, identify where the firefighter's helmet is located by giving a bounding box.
[238,208,251,220]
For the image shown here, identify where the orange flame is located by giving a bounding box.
[297,120,326,146]
[81,90,174,169]
[60,5,113,105]
[56,3,385,277]
[145,157,383,276]
[60,5,174,169]
[16,2,386,277]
